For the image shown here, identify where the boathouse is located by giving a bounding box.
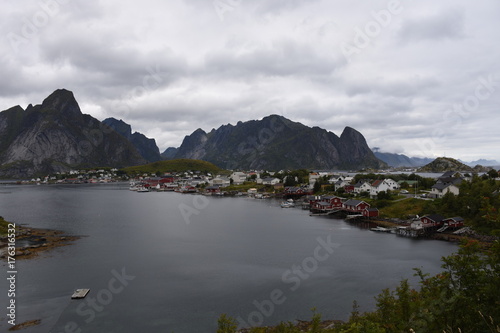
[419,214,445,228]
[363,207,379,218]
[343,199,370,212]
[443,216,465,228]
[321,195,344,207]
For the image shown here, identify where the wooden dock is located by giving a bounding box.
[71,289,90,299]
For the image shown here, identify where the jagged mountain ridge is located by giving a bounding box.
[173,115,386,170]
[161,147,178,159]
[102,118,161,162]
[0,89,146,177]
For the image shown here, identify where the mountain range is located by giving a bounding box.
[167,114,385,170]
[372,151,434,168]
[1,89,496,177]
[102,117,162,162]
[0,89,148,178]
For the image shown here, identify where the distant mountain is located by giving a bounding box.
[0,89,146,178]
[460,159,500,167]
[173,115,386,170]
[102,118,161,162]
[373,151,434,167]
[417,157,475,173]
[161,147,178,160]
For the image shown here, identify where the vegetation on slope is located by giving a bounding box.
[121,158,223,175]
[0,215,11,236]
[417,157,474,173]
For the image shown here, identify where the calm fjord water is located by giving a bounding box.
[0,184,457,332]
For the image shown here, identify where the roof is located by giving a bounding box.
[444,216,464,222]
[371,180,383,187]
[422,214,445,223]
[262,177,279,181]
[343,199,366,206]
[322,195,341,200]
[432,182,460,190]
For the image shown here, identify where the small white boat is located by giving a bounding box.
[370,226,390,232]
[136,186,150,192]
[281,201,295,208]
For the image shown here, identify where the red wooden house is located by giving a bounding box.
[363,208,379,218]
[443,216,465,228]
[420,214,445,227]
[343,199,370,212]
[321,196,344,208]
[344,185,355,193]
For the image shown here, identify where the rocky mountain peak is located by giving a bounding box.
[40,89,82,118]
[103,118,132,139]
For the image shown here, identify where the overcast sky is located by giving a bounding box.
[1,0,499,162]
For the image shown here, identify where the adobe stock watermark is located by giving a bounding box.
[77,65,165,157]
[340,0,403,62]
[7,0,71,54]
[178,195,210,225]
[52,267,135,333]
[237,234,340,328]
[416,74,499,157]
[226,116,285,170]
[213,0,242,22]
[110,65,165,120]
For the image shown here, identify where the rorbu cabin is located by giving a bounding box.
[363,208,379,218]
[443,216,465,229]
[343,199,370,212]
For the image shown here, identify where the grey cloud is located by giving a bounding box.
[398,8,466,42]
[204,39,342,78]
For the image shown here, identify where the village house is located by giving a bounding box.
[309,172,320,186]
[420,214,444,228]
[430,182,460,198]
[258,177,281,185]
[343,184,355,193]
[332,175,354,191]
[210,176,231,187]
[284,186,311,198]
[204,185,222,194]
[369,179,391,196]
[363,207,379,218]
[310,195,344,213]
[230,172,247,185]
[353,181,372,194]
[442,216,465,229]
[343,199,370,212]
[430,172,463,198]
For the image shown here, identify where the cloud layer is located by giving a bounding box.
[1,0,499,162]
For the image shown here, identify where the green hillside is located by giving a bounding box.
[121,159,223,175]
[417,157,473,172]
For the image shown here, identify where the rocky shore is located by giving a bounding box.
[0,223,81,260]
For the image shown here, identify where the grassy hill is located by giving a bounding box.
[121,159,223,175]
[417,157,474,173]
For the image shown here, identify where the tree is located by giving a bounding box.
[313,180,322,194]
[217,314,237,333]
[488,169,499,179]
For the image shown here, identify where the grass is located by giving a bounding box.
[0,216,14,236]
[223,182,267,192]
[378,198,427,219]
